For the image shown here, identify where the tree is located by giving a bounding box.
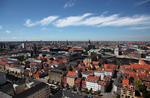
[79,86,82,92]
[143,91,150,98]
[82,77,86,80]
[135,80,142,91]
[116,94,120,98]
[69,66,73,71]
[61,82,64,88]
[78,69,82,78]
[41,58,47,62]
[138,84,146,93]
[66,83,69,89]
[116,59,122,66]
[129,77,134,84]
[135,80,147,97]
[97,90,101,96]
[73,85,76,91]
[16,55,25,62]
[89,88,93,94]
[85,88,89,94]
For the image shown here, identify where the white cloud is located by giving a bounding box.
[40,16,59,26]
[0,25,3,29]
[54,13,92,27]
[100,15,150,27]
[24,16,58,27]
[82,14,118,26]
[5,30,11,34]
[24,19,38,27]
[135,0,150,6]
[54,13,150,29]
[64,0,76,8]
[24,12,150,30]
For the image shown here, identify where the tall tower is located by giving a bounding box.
[31,44,38,57]
[114,47,119,56]
[66,40,69,46]
[88,40,91,45]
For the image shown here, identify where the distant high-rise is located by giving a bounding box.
[66,40,69,45]
[31,44,38,57]
[88,40,91,45]
[21,43,25,49]
[88,40,95,50]
[114,47,119,56]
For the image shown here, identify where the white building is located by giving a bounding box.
[82,71,93,78]
[104,71,113,76]
[114,47,119,56]
[94,71,105,80]
[94,70,114,79]
[8,65,24,74]
[86,76,101,91]
[86,81,101,91]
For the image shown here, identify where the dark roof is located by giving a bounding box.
[0,81,15,96]
[51,90,63,98]
[13,82,49,98]
[50,69,63,74]
[62,90,85,98]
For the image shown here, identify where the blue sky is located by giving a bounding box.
[0,0,150,41]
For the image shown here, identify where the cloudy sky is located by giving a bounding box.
[0,0,150,41]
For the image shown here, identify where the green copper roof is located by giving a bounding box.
[13,84,19,88]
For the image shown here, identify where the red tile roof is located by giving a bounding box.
[35,74,39,79]
[82,70,94,75]
[98,81,107,86]
[86,75,99,83]
[92,61,99,65]
[104,68,114,72]
[75,78,81,84]
[30,62,39,65]
[52,60,60,64]
[139,59,147,65]
[2,57,8,61]
[122,80,129,88]
[69,48,83,51]
[67,71,76,78]
[104,64,117,69]
[96,67,101,71]
[0,61,6,65]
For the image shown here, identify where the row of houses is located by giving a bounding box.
[115,59,150,98]
[59,60,117,92]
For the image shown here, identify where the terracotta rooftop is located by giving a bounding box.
[103,64,117,72]
[86,75,99,83]
[139,59,147,65]
[67,71,76,78]
[2,57,8,61]
[82,70,94,75]
[0,61,6,65]
[122,79,129,88]
[98,81,107,86]
[75,78,81,84]
[92,61,99,65]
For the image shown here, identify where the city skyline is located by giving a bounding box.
[0,0,150,41]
